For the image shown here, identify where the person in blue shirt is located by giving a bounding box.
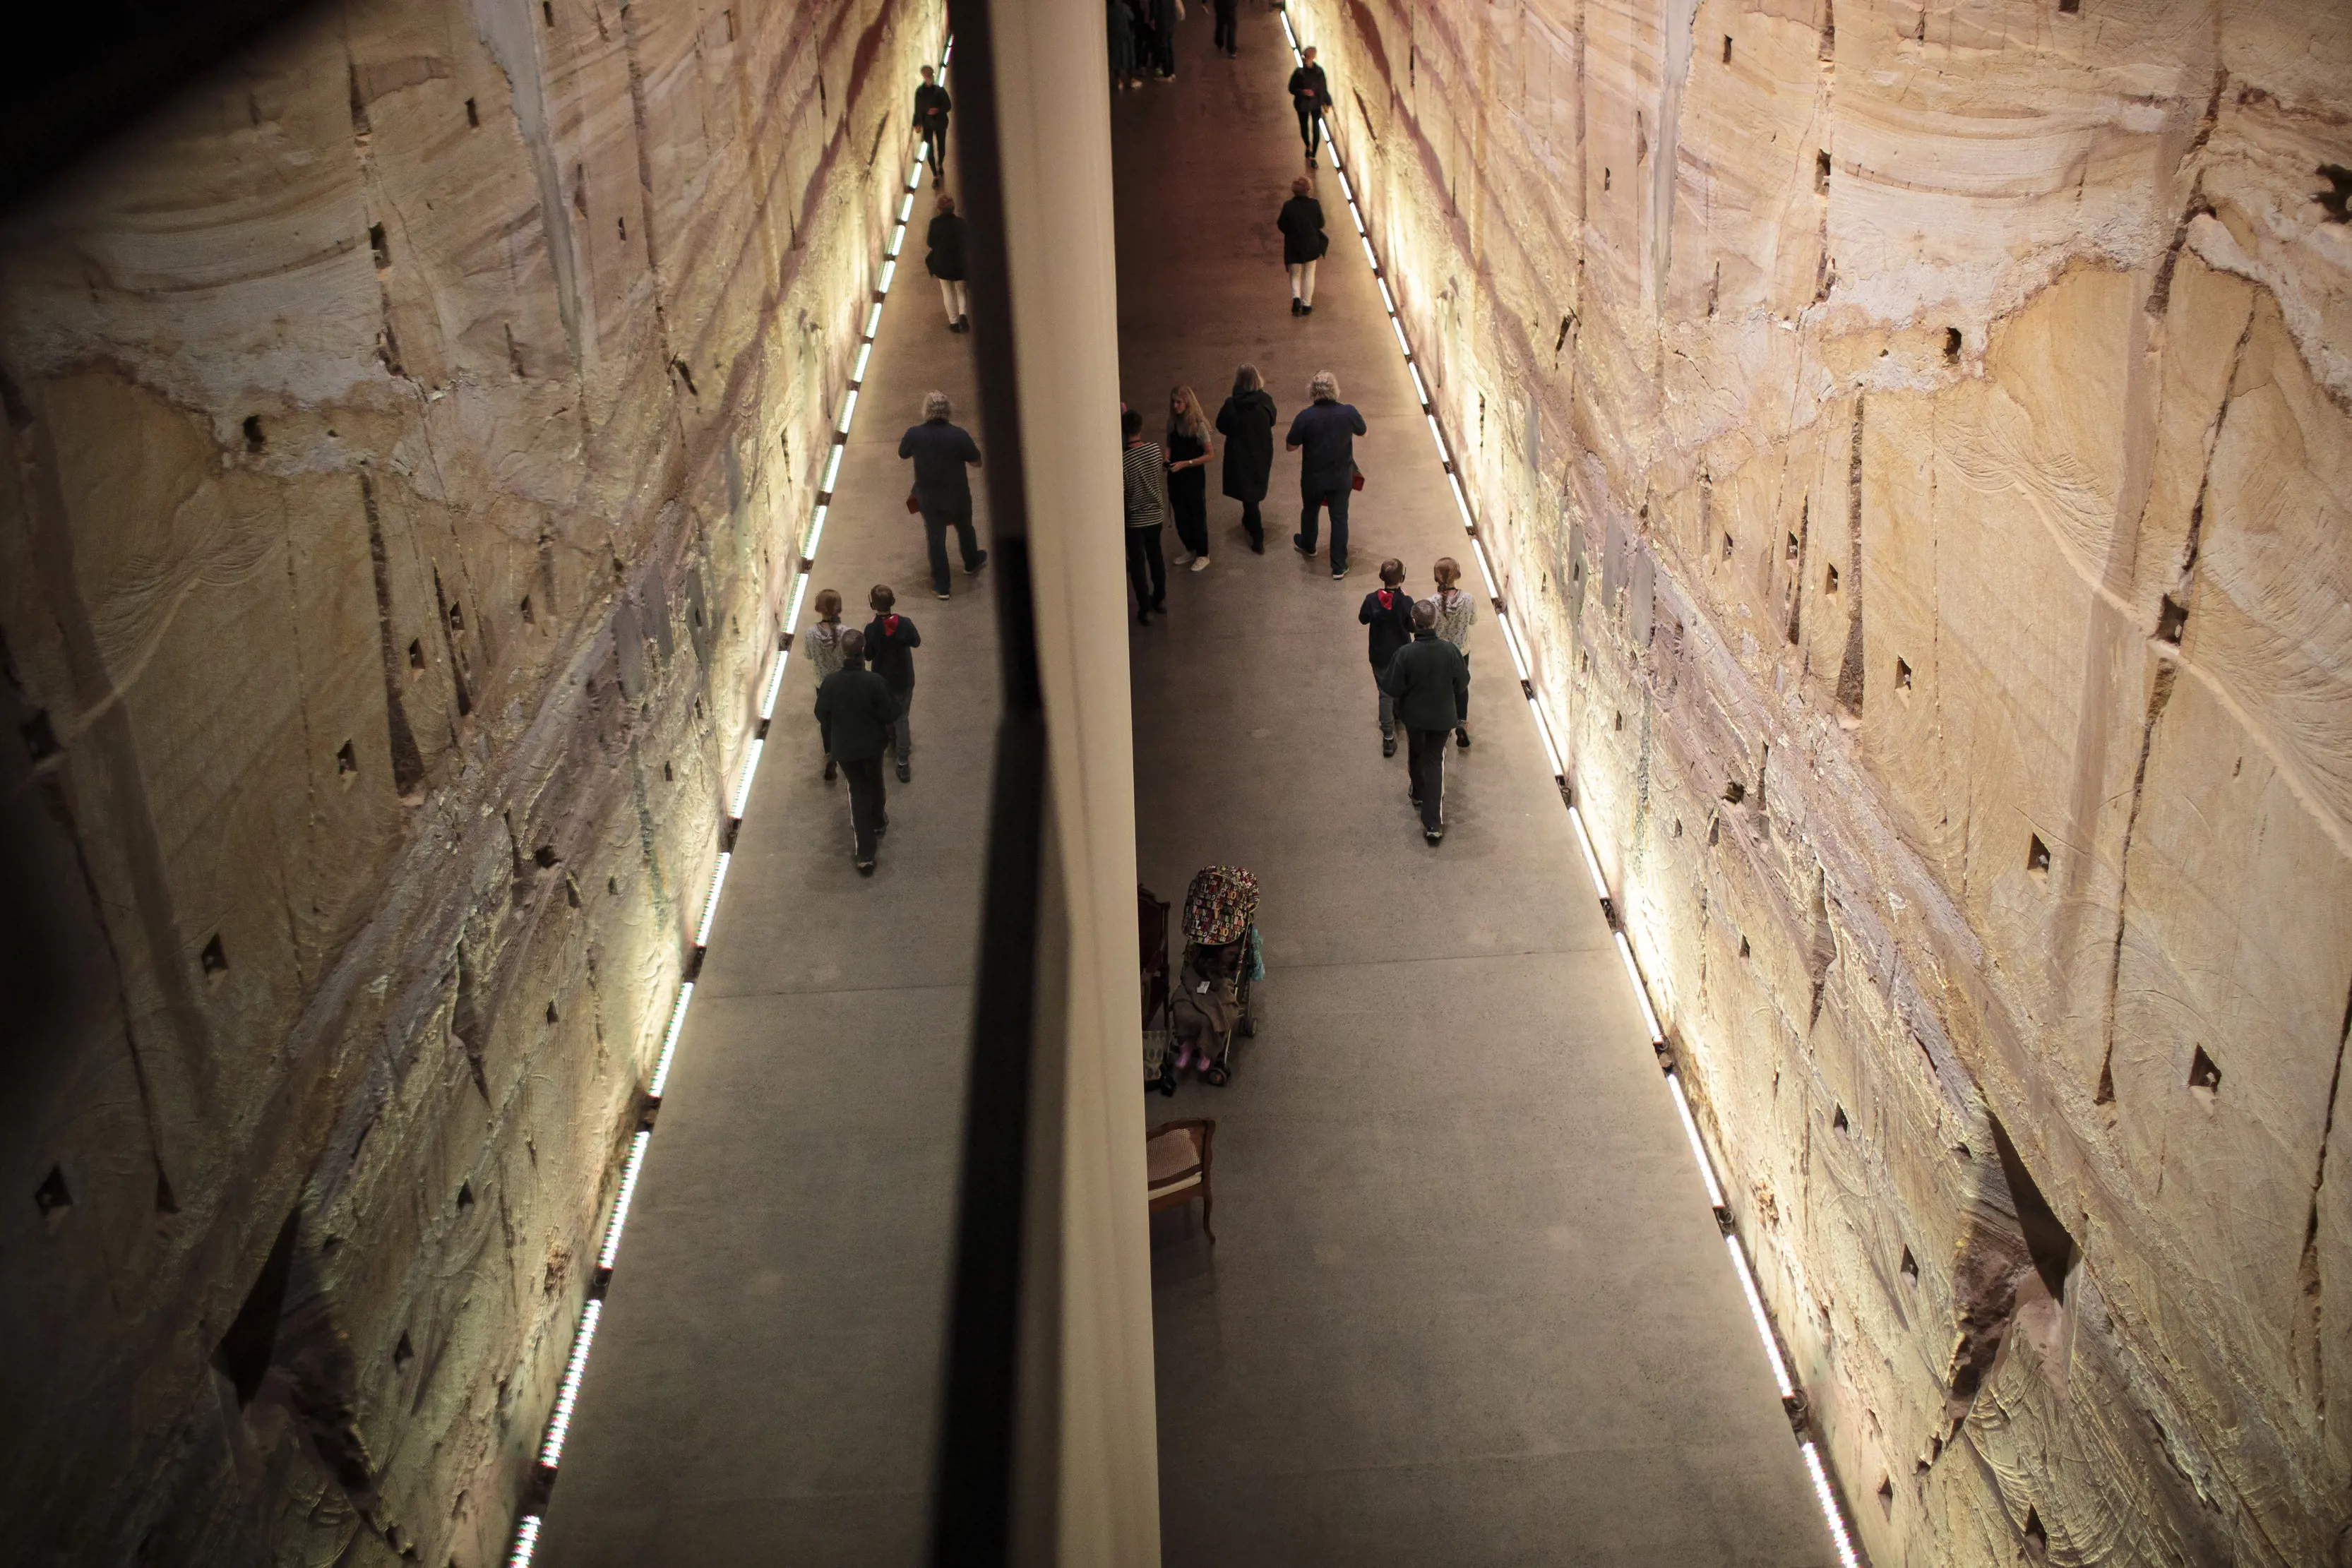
[1285,369,1366,579]
[897,391,988,599]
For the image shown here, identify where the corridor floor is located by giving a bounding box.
[1123,8,1824,1565]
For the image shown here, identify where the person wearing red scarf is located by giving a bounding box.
[863,584,923,783]
[1357,558,1417,757]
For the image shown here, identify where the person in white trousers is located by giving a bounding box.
[926,194,970,333]
[1277,176,1326,316]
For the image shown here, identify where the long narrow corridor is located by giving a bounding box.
[1119,9,1822,1564]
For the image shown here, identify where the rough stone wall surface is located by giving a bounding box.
[1287,1,2351,1562]
[0,0,938,1560]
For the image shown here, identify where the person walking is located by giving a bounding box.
[1216,364,1276,553]
[1289,45,1330,166]
[1148,0,1179,78]
[1166,385,1216,570]
[804,588,849,781]
[1359,559,1417,757]
[913,66,952,186]
[897,390,988,599]
[1278,176,1327,316]
[864,585,921,783]
[813,628,898,873]
[1383,601,1471,844]
[1123,407,1171,623]
[1285,369,1365,578]
[1109,0,1142,88]
[1212,0,1237,56]
[1428,555,1478,748]
[926,194,969,333]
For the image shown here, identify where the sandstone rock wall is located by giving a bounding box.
[1287,1,2352,1561]
[0,0,939,1560]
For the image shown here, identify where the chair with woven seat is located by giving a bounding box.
[1145,1118,1214,1243]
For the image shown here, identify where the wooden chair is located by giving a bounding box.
[1145,1118,1215,1243]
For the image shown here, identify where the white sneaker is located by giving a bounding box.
[1190,556,1211,571]
[1171,550,1195,566]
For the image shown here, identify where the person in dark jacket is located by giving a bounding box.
[1216,364,1276,552]
[863,585,921,782]
[898,390,988,599]
[926,195,969,333]
[913,66,951,186]
[1109,0,1141,88]
[1285,369,1366,578]
[1359,559,1418,756]
[1147,0,1178,78]
[1123,407,1171,623]
[1166,384,1216,569]
[813,628,899,873]
[1213,0,1238,56]
[1288,46,1330,164]
[1278,177,1327,315]
[1382,602,1471,843]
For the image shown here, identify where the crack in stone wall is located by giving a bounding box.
[1291,0,2352,1561]
[0,0,938,1562]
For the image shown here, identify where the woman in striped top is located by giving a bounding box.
[1123,407,1171,623]
[1428,556,1477,748]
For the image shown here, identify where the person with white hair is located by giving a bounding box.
[897,390,987,599]
[1284,369,1366,579]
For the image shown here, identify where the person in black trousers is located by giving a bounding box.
[1212,0,1237,56]
[914,66,951,185]
[813,629,898,873]
[1149,0,1178,78]
[1123,407,1171,623]
[864,585,921,782]
[1289,46,1330,166]
[897,390,987,598]
[1285,369,1365,577]
[1279,176,1327,315]
[1166,385,1216,569]
[1216,363,1275,553]
[1383,602,1471,844]
[926,194,969,332]
[1359,559,1417,757]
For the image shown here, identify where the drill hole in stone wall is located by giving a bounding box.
[1603,167,1611,191]
[456,1181,474,1213]
[542,0,554,24]
[1786,530,1800,561]
[201,933,229,975]
[243,414,265,453]
[336,740,357,776]
[662,760,674,782]
[1613,710,1623,731]
[2026,833,2051,880]
[519,595,535,626]
[1723,779,1746,806]
[1815,150,1832,194]
[1894,657,1912,696]
[1900,1245,1918,1284]
[2024,1506,2048,1550]
[369,224,390,270]
[1832,1104,1850,1133]
[1722,34,1733,64]
[447,602,464,632]
[1989,1114,2077,1303]
[407,639,426,672]
[1824,563,1839,595]
[1722,531,1734,561]
[1738,935,1750,959]
[532,844,557,868]
[465,97,479,128]
[2189,1044,2222,1096]
[34,1165,71,1216]
[1944,326,1962,362]
[215,1211,299,1407]
[393,1331,414,1373]
[1876,1474,1894,1518]
[546,1000,559,1024]
[2156,594,2187,643]
[21,709,59,760]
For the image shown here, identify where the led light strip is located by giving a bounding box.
[1278,14,1861,1566]
[501,37,955,1567]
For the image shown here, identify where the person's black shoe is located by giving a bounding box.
[856,858,876,875]
[897,761,911,783]
[1249,535,1265,554]
[1293,535,1313,556]
[1330,565,1346,579]
[1291,298,1301,316]
[1425,826,1445,845]
[824,758,838,782]
[1301,304,1314,316]
[1150,598,1165,613]
[1307,153,1317,167]
[1138,608,1151,626]
[1456,727,1471,749]
[1383,735,1396,758]
[959,315,972,332]
[934,588,951,599]
[966,550,989,575]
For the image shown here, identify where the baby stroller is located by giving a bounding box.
[1169,866,1260,1088]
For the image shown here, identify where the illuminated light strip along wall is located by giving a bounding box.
[499,38,955,1565]
[1277,14,1861,1567]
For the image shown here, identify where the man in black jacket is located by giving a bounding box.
[1284,369,1366,577]
[898,390,987,599]
[813,630,899,873]
[1288,47,1330,166]
[1382,602,1471,843]
[913,66,951,186]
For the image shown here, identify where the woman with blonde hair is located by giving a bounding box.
[1216,364,1277,553]
[1428,556,1478,747]
[1165,384,1217,570]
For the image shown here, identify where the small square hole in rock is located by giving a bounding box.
[2026,834,2051,879]
[2189,1045,2222,1094]
[1895,657,1912,693]
[336,740,357,775]
[2156,594,2187,643]
[1900,1246,1918,1283]
[243,414,265,453]
[34,1165,71,1216]
[1944,327,1962,362]
[1825,563,1839,594]
[201,933,228,974]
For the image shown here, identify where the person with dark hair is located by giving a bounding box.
[1285,369,1365,578]
[863,585,921,783]
[926,194,969,333]
[1288,45,1330,167]
[1216,364,1276,553]
[1383,599,1471,844]
[913,65,951,186]
[1123,407,1171,623]
[1147,0,1179,79]
[813,628,898,873]
[1279,176,1327,316]
[1166,384,1216,570]
[897,390,986,599]
[1109,0,1142,89]
[1359,558,1416,757]
[1212,0,1238,57]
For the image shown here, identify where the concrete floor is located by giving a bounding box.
[1122,8,1825,1566]
[541,8,1825,1564]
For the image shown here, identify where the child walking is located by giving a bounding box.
[1359,558,1417,756]
[863,585,922,782]
[805,589,849,781]
[1428,556,1478,748]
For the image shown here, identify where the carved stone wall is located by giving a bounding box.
[1287,1,2351,1562]
[0,0,938,1561]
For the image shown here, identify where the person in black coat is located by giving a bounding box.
[1216,363,1276,552]
[926,194,968,333]
[1279,177,1327,315]
[1147,0,1178,78]
[1213,0,1238,56]
[864,584,922,782]
[913,66,951,185]
[813,629,900,872]
[1383,602,1472,844]
[1359,559,1418,756]
[1288,46,1330,164]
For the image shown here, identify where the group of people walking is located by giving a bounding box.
[806,585,925,875]
[1361,560,1476,844]
[1109,0,1243,86]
